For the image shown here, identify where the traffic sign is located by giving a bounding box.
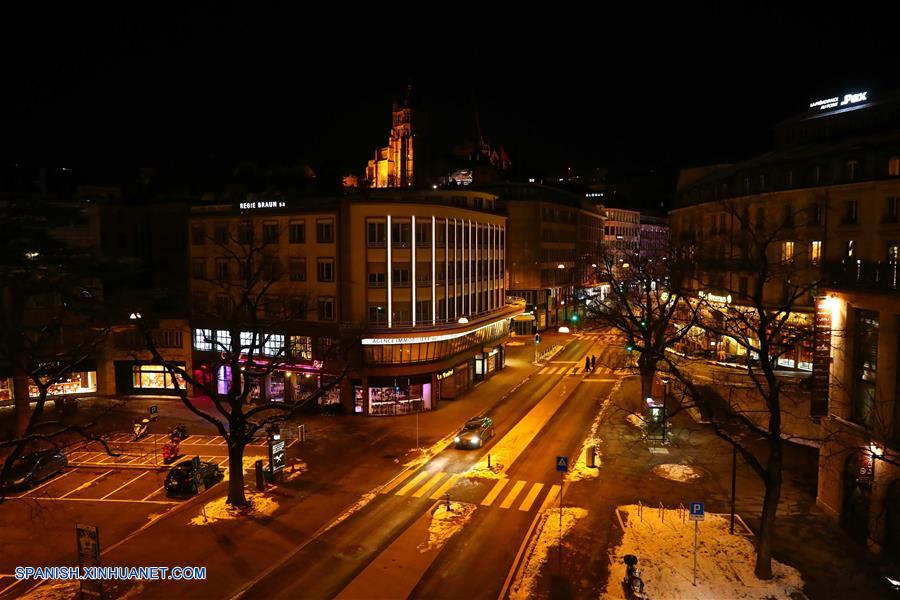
[689,501,705,521]
[148,405,158,419]
[556,456,569,472]
[535,333,541,345]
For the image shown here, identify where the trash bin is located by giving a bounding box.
[586,444,597,468]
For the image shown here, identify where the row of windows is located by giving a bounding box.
[192,329,337,361]
[366,219,505,249]
[191,219,335,246]
[192,257,336,283]
[363,320,508,364]
[366,260,504,288]
[192,295,335,321]
[684,157,900,203]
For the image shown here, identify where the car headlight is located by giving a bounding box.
[454,436,461,443]
[472,436,480,444]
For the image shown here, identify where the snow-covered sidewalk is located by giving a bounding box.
[603,505,805,600]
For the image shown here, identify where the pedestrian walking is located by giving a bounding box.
[591,355,596,371]
[584,356,590,372]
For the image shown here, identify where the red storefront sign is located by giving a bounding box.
[810,299,832,417]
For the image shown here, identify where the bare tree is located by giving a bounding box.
[0,289,116,503]
[664,199,820,579]
[137,225,346,507]
[583,239,698,402]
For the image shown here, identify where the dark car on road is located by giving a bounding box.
[454,416,495,449]
[164,459,223,494]
[1,449,67,492]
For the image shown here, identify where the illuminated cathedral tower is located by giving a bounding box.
[366,86,415,188]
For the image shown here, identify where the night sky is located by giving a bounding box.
[3,3,900,184]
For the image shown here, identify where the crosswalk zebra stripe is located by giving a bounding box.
[499,480,527,509]
[380,470,415,494]
[395,471,431,496]
[518,482,545,511]
[412,472,446,498]
[481,479,509,506]
[429,474,460,500]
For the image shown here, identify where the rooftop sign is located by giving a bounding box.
[809,91,868,112]
[239,200,287,211]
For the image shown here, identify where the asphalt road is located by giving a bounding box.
[239,335,620,599]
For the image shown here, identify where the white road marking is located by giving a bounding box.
[141,486,165,501]
[412,472,446,498]
[499,480,527,509]
[25,496,176,505]
[380,470,415,494]
[518,482,545,512]
[481,479,509,507]
[11,470,73,498]
[100,472,149,500]
[395,471,430,496]
[429,475,460,500]
[59,470,113,499]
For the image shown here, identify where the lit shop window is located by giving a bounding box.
[132,365,185,389]
[291,335,313,360]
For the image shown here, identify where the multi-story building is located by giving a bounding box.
[477,183,605,333]
[673,88,900,558]
[639,213,669,258]
[602,206,641,262]
[187,189,523,416]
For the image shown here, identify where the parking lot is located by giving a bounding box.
[66,431,295,467]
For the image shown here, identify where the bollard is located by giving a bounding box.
[586,445,597,468]
[488,454,492,469]
[444,492,451,512]
[255,460,266,491]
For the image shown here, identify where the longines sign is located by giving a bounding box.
[809,91,868,112]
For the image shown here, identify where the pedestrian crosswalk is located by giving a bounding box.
[536,364,615,376]
[380,469,561,513]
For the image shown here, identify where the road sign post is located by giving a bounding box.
[556,456,568,575]
[76,524,102,600]
[689,502,704,586]
[148,405,158,420]
[269,437,286,481]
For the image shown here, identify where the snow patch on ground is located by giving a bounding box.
[566,378,622,481]
[652,463,705,483]
[19,581,80,600]
[603,505,804,600]
[508,507,588,600]
[418,501,477,553]
[282,459,308,482]
[325,492,377,533]
[626,414,647,430]
[403,431,456,469]
[189,489,278,525]
[466,447,510,479]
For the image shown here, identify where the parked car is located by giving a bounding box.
[454,416,495,449]
[1,449,67,492]
[164,459,223,494]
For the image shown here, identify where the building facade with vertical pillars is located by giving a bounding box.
[187,190,524,417]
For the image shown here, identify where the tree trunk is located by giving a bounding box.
[754,439,783,579]
[12,371,31,438]
[638,356,658,403]
[226,440,248,507]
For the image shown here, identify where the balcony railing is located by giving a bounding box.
[823,259,899,293]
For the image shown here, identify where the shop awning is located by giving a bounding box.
[512,314,535,322]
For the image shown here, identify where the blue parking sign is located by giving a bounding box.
[689,501,704,521]
[556,456,569,472]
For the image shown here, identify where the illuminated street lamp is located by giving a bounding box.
[558,326,570,333]
[458,316,469,324]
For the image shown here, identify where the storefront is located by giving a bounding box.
[0,361,98,404]
[474,345,505,382]
[366,375,432,416]
[114,361,186,396]
[436,362,470,400]
[512,313,536,335]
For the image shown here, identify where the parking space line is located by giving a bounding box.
[429,475,460,500]
[30,497,177,505]
[68,451,90,461]
[518,482,544,512]
[379,470,414,494]
[141,486,165,502]
[12,471,74,499]
[59,470,112,499]
[395,471,430,496]
[481,479,509,507]
[499,480,527,509]
[100,472,149,500]
[216,438,228,446]
[411,472,445,498]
